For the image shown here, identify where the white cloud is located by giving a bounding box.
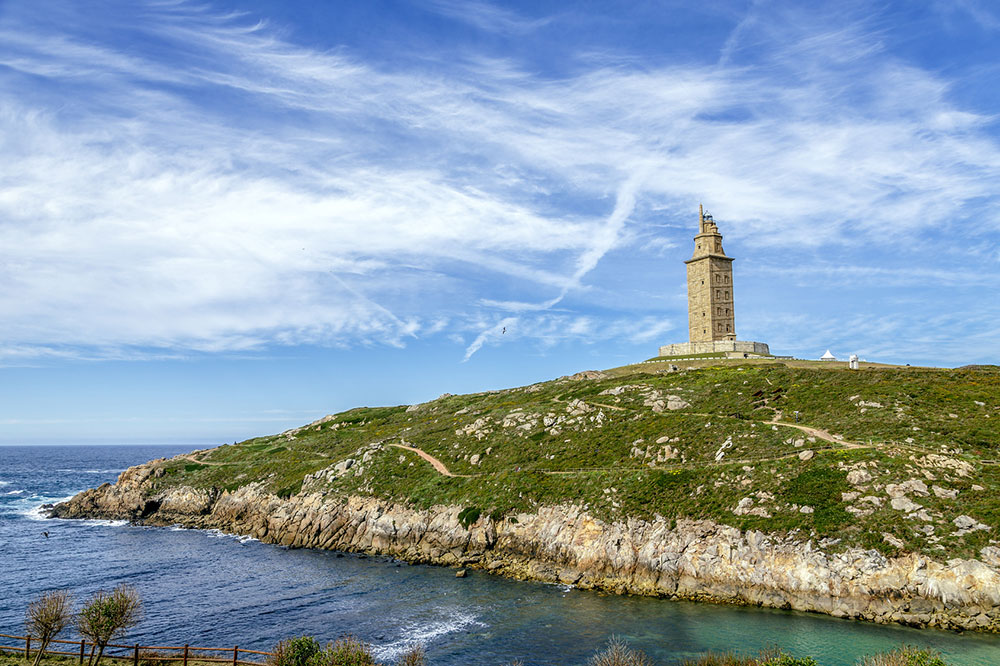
[1,1,998,361]
[422,0,552,35]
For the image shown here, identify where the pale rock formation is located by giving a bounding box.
[50,459,1000,633]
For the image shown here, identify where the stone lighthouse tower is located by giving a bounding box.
[686,204,735,342]
[657,205,770,358]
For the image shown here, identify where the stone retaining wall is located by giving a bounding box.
[658,340,771,357]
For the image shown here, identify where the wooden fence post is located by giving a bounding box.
[133,643,139,666]
[183,644,189,666]
[25,636,31,659]
[80,640,86,665]
[233,646,238,666]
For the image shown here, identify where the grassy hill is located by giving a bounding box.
[145,359,1000,561]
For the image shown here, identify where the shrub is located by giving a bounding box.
[680,648,815,666]
[857,646,948,666]
[680,653,758,665]
[457,507,481,528]
[588,636,654,666]
[319,637,379,666]
[763,655,818,666]
[77,584,142,666]
[25,590,73,666]
[268,636,324,666]
[394,645,425,666]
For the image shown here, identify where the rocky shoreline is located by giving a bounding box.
[51,460,1000,633]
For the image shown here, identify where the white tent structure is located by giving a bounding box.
[820,349,837,361]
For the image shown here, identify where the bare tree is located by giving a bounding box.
[25,590,73,666]
[77,584,142,666]
[588,636,654,666]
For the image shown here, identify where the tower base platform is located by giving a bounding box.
[658,340,770,358]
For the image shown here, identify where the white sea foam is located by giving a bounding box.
[374,611,485,660]
[20,493,77,520]
[204,528,259,544]
[82,519,129,527]
[13,492,117,522]
[2,489,26,496]
[0,480,9,486]
[165,525,257,543]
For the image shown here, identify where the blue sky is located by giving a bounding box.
[1,0,998,444]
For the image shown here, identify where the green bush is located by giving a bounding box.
[857,646,947,666]
[457,507,481,528]
[267,636,323,666]
[319,637,378,666]
[77,585,142,666]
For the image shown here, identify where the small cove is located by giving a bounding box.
[2,445,998,666]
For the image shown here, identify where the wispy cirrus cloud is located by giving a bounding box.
[1,0,998,363]
[422,0,552,35]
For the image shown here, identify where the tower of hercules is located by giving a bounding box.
[657,205,770,359]
[686,204,735,343]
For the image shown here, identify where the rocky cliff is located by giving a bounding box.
[52,459,1000,633]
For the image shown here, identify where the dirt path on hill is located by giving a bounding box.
[763,420,863,448]
[178,454,230,466]
[389,443,475,478]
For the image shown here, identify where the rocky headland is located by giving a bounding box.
[49,362,1000,633]
[53,454,1000,633]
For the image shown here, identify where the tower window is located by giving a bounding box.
[725,291,729,299]
[726,324,731,332]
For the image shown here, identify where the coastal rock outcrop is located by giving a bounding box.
[51,461,1000,633]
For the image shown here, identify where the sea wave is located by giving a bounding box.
[0,480,9,486]
[168,525,258,544]
[8,492,96,521]
[2,489,26,496]
[80,518,130,527]
[374,611,486,660]
[205,528,259,544]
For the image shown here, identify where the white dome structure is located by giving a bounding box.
[820,349,837,361]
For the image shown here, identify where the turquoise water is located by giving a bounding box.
[1,445,998,665]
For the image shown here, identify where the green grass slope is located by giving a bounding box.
[146,361,1000,561]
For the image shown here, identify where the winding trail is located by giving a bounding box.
[763,420,860,448]
[178,454,230,466]
[389,443,474,478]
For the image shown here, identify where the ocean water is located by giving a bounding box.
[1,445,999,666]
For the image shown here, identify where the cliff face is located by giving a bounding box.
[52,461,1000,633]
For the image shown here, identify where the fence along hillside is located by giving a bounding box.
[0,633,272,666]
